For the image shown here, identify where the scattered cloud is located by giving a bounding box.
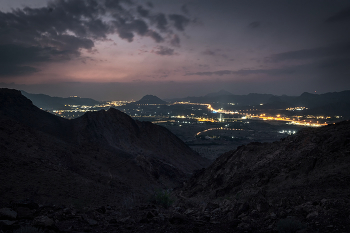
[170,34,180,47]
[0,0,190,77]
[146,30,164,43]
[137,5,149,17]
[201,49,230,60]
[202,49,216,56]
[168,14,190,31]
[198,64,209,68]
[268,42,350,62]
[185,68,295,76]
[152,46,176,56]
[151,13,168,31]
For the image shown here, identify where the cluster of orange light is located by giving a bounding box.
[196,127,243,136]
[172,102,328,127]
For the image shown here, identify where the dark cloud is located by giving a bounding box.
[185,68,295,76]
[152,46,176,56]
[146,2,153,8]
[170,34,180,47]
[248,21,261,28]
[186,55,350,87]
[152,13,168,31]
[202,49,216,56]
[0,0,190,77]
[0,65,39,76]
[0,44,75,76]
[146,30,164,43]
[316,57,350,82]
[168,14,190,31]
[268,42,350,62]
[186,70,231,76]
[113,18,149,41]
[0,44,51,64]
[325,6,350,23]
[181,5,189,15]
[202,49,230,60]
[137,5,149,17]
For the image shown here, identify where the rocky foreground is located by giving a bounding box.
[179,120,350,232]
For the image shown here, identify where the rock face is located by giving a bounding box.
[179,120,350,232]
[71,108,205,175]
[0,88,208,207]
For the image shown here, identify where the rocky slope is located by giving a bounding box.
[0,88,208,208]
[178,120,350,232]
[71,108,205,175]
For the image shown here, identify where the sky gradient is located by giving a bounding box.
[1,0,350,100]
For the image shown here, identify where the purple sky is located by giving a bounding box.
[1,0,350,100]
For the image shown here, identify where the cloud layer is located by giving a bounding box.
[0,0,190,76]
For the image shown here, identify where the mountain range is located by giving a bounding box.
[171,90,350,107]
[21,91,101,110]
[0,88,208,207]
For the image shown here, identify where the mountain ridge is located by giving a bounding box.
[178,120,350,232]
[0,88,208,207]
[21,90,101,110]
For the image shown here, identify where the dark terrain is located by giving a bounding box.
[1,88,350,232]
[0,88,208,207]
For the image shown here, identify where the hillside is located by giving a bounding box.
[0,88,208,207]
[21,91,100,110]
[179,121,350,232]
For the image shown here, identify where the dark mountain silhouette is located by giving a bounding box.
[0,88,208,207]
[21,90,100,110]
[179,120,350,232]
[134,95,167,105]
[304,101,350,118]
[170,90,350,110]
[171,93,276,105]
[205,89,232,97]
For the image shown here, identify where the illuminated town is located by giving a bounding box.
[50,100,333,127]
[44,97,344,160]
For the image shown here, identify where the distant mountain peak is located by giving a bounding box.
[134,95,167,104]
[300,92,316,97]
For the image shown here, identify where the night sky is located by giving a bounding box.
[1,0,350,100]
